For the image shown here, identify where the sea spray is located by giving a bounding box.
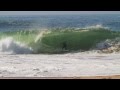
[35,30,50,43]
[0,37,33,54]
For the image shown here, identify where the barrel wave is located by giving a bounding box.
[0,26,120,54]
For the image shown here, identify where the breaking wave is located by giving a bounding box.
[0,37,33,54]
[84,24,109,30]
[74,24,109,30]
[0,25,120,54]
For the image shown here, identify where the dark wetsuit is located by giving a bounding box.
[62,42,67,50]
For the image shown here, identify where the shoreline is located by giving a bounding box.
[1,75,120,79]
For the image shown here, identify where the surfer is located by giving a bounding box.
[62,41,67,50]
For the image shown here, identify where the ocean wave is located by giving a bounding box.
[84,24,109,30]
[0,27,119,54]
[73,24,109,32]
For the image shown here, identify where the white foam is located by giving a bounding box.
[96,37,120,53]
[85,24,109,30]
[0,37,33,54]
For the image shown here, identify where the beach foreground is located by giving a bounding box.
[0,52,120,79]
[1,75,120,79]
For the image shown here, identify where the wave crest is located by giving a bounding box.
[84,24,109,30]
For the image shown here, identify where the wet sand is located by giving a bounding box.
[0,75,120,79]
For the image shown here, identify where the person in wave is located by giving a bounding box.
[62,41,67,50]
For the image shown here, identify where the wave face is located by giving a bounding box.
[0,26,120,54]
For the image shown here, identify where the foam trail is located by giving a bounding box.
[0,37,33,54]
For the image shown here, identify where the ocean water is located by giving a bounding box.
[0,14,120,54]
[1,14,120,77]
[0,14,120,31]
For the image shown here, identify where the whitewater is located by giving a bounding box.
[0,52,120,77]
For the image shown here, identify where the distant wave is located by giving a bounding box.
[84,24,109,30]
[74,24,109,31]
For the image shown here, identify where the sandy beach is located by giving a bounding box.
[1,75,120,79]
